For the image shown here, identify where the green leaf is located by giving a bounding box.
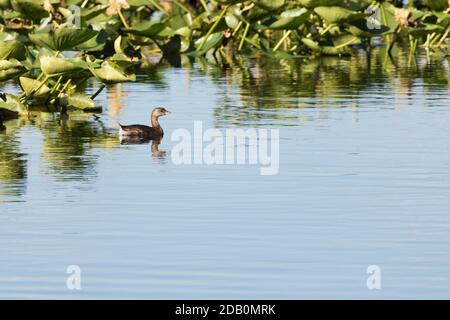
[314,6,366,24]
[19,77,51,100]
[89,61,136,84]
[435,11,450,28]
[0,93,27,116]
[297,0,343,9]
[268,8,310,29]
[225,15,240,29]
[301,38,350,55]
[40,56,90,76]
[194,33,223,56]
[408,23,445,36]
[378,2,400,34]
[123,20,168,37]
[59,93,96,111]
[0,59,26,82]
[0,0,11,9]
[10,0,48,19]
[421,0,448,11]
[254,0,285,11]
[29,28,98,51]
[0,40,26,60]
[347,19,390,36]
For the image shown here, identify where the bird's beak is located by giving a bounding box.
[165,110,171,115]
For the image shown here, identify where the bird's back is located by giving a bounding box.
[119,124,160,137]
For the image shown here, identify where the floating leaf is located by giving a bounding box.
[19,77,51,100]
[195,32,223,55]
[0,93,27,116]
[123,20,168,37]
[10,0,48,19]
[40,56,90,76]
[90,61,136,84]
[297,0,343,9]
[378,2,400,34]
[30,27,98,51]
[254,0,285,11]
[0,0,11,9]
[314,6,366,24]
[225,15,240,29]
[347,19,390,36]
[268,8,310,29]
[59,93,97,111]
[0,40,26,60]
[408,23,445,36]
[0,59,25,82]
[301,38,350,55]
[421,0,448,11]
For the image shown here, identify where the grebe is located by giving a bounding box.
[118,107,170,138]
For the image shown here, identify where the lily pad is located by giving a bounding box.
[0,40,26,60]
[0,93,27,116]
[314,6,367,24]
[10,0,48,20]
[347,19,390,36]
[0,59,26,82]
[90,61,136,84]
[254,0,285,11]
[297,0,343,9]
[0,0,11,9]
[40,56,90,76]
[421,0,448,11]
[195,33,224,56]
[408,23,445,36]
[302,38,350,55]
[268,8,310,29]
[123,20,168,37]
[30,27,98,51]
[19,77,51,100]
[59,93,97,111]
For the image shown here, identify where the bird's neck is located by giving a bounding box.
[151,116,163,135]
[151,116,160,128]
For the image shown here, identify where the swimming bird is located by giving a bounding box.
[118,107,170,138]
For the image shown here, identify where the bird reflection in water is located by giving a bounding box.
[119,136,167,163]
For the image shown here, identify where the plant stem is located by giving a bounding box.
[198,5,228,51]
[238,23,250,52]
[172,0,194,15]
[232,21,243,37]
[50,76,63,94]
[436,26,450,48]
[273,30,291,51]
[20,76,50,103]
[320,24,335,36]
[148,0,167,15]
[60,79,72,95]
[335,37,358,50]
[199,0,209,14]
[117,9,129,29]
[91,85,106,100]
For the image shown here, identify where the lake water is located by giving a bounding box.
[1,47,450,299]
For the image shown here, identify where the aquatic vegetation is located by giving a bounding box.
[0,0,448,115]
